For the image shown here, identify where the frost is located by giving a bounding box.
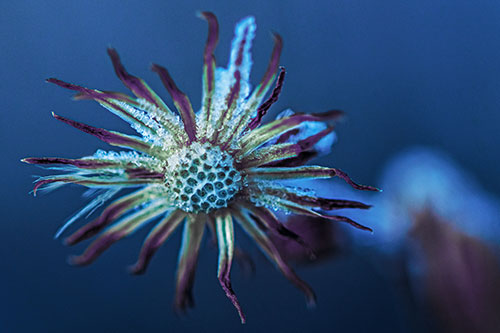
[165,142,242,213]
[54,188,120,238]
[263,109,337,155]
[91,149,159,168]
[246,179,315,213]
[205,17,256,138]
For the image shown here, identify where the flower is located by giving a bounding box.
[410,209,500,332]
[362,147,500,331]
[23,12,377,323]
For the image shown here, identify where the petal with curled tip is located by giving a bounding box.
[73,90,138,106]
[129,209,186,275]
[47,78,153,132]
[239,203,314,258]
[333,168,381,191]
[107,48,167,109]
[238,143,300,168]
[70,200,170,266]
[259,186,372,211]
[270,128,335,167]
[246,166,379,192]
[65,187,154,246]
[174,214,206,310]
[33,174,160,195]
[238,111,341,157]
[151,64,197,142]
[51,113,154,155]
[228,35,283,145]
[124,168,164,180]
[254,33,283,98]
[215,213,245,323]
[247,66,285,131]
[232,209,316,306]
[245,165,336,180]
[277,200,372,232]
[22,157,118,170]
[198,11,219,131]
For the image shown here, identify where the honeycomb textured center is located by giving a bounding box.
[166,142,242,213]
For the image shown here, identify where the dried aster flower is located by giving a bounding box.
[23,13,377,323]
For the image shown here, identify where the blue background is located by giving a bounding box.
[2,1,499,332]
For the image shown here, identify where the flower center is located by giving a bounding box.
[165,142,242,213]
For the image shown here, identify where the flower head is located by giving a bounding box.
[23,13,377,323]
[367,148,500,331]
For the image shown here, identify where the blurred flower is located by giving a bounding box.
[410,209,500,332]
[366,147,500,332]
[374,147,500,248]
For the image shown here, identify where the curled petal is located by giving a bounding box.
[197,11,219,135]
[281,202,372,232]
[261,186,372,210]
[237,143,300,168]
[270,128,336,167]
[238,111,341,157]
[255,33,283,98]
[33,174,158,195]
[129,209,186,275]
[23,158,162,181]
[296,127,335,152]
[273,109,341,147]
[47,78,154,132]
[174,214,206,310]
[151,64,197,142]
[65,187,154,245]
[240,127,337,168]
[73,90,137,105]
[245,185,372,232]
[228,34,283,143]
[240,204,315,259]
[51,112,153,154]
[291,196,371,210]
[198,11,218,97]
[213,71,241,142]
[107,48,167,109]
[124,168,164,180]
[205,215,255,274]
[333,168,380,192]
[245,165,336,180]
[247,66,285,131]
[70,200,170,266]
[22,157,118,170]
[215,213,245,323]
[232,209,316,306]
[246,166,379,193]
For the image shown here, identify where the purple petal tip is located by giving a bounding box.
[127,263,145,275]
[67,255,85,266]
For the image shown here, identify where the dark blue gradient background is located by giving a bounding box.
[2,1,499,332]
